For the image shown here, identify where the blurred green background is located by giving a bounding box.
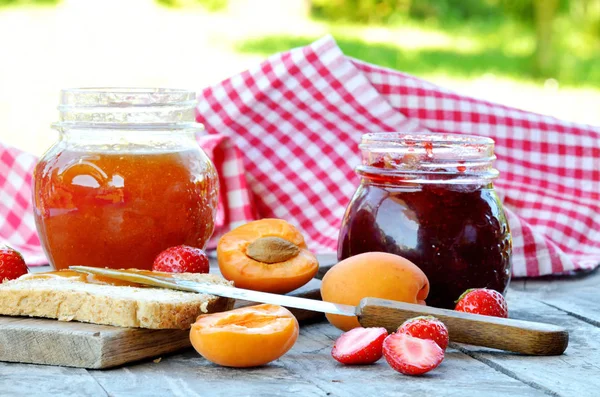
[247,0,600,86]
[159,0,599,86]
[0,0,598,156]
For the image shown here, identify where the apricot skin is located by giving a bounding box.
[321,252,430,331]
[189,304,299,368]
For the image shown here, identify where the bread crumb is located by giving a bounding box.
[153,357,162,363]
[200,301,208,313]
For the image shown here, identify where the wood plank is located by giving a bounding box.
[0,276,322,369]
[0,362,109,397]
[88,352,325,397]
[511,269,600,326]
[87,321,545,397]
[282,322,546,397]
[0,316,191,369]
[12,260,600,397]
[541,287,600,326]
[454,289,600,397]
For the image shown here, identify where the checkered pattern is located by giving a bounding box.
[0,146,45,264]
[196,133,257,248]
[196,36,600,278]
[1,36,599,277]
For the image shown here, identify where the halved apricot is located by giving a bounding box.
[217,219,319,294]
[190,304,299,367]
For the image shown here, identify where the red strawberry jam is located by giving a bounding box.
[338,133,512,309]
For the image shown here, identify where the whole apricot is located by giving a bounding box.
[190,304,299,367]
[321,252,429,331]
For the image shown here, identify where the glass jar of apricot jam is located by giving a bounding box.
[33,88,219,271]
[338,133,512,309]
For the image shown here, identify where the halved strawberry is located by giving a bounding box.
[331,327,388,365]
[383,333,444,376]
[454,288,508,318]
[397,316,449,351]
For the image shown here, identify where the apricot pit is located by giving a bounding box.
[246,236,300,264]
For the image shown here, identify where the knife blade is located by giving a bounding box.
[69,266,569,356]
[69,266,356,317]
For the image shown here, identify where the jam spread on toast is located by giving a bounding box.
[20,269,175,287]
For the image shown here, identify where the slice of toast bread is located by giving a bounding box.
[0,273,234,329]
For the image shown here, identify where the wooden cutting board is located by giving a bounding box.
[0,278,323,369]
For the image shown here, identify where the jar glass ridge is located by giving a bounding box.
[338,132,512,309]
[33,88,219,271]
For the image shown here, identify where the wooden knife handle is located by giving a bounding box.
[357,298,568,356]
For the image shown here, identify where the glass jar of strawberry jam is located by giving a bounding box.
[338,133,512,309]
[33,88,218,270]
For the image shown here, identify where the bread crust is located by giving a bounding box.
[0,273,234,329]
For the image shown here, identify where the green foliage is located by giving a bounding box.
[310,0,523,24]
[409,0,498,21]
[155,0,227,12]
[310,0,402,23]
[302,0,600,85]
[235,19,600,88]
[308,0,573,24]
[237,34,529,79]
[497,0,534,21]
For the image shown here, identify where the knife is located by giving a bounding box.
[70,266,568,356]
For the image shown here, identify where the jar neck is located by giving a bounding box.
[56,127,198,149]
[357,132,499,185]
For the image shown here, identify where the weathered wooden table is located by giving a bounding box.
[1,255,599,397]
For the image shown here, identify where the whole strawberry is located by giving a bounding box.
[397,316,449,351]
[153,245,210,274]
[0,244,28,282]
[455,288,508,318]
[332,327,388,365]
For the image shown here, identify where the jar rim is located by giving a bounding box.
[59,87,197,109]
[358,131,499,183]
[361,132,495,146]
[56,87,199,125]
[61,87,193,94]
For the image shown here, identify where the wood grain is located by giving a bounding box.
[83,322,545,397]
[3,259,599,397]
[357,298,569,356]
[454,289,600,397]
[0,361,109,397]
[2,270,600,396]
[0,316,191,369]
[0,278,323,369]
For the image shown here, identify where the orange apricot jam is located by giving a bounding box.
[21,269,175,287]
[33,88,218,270]
[33,148,218,270]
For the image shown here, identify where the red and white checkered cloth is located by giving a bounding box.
[1,36,599,278]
